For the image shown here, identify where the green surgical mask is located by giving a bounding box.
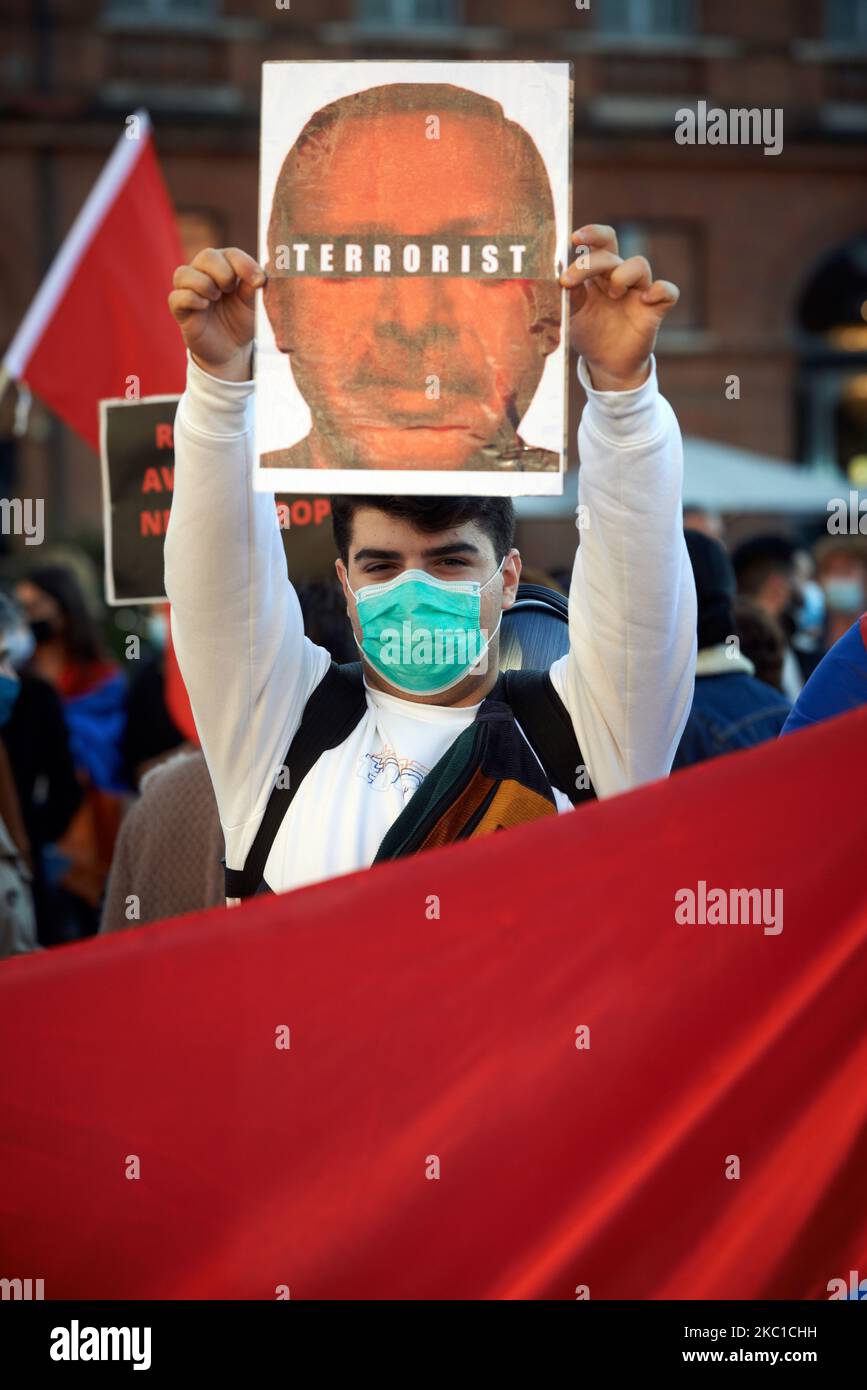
[348,559,505,696]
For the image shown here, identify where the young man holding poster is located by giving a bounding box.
[166,227,696,898]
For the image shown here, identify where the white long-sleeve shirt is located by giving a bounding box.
[164,354,696,894]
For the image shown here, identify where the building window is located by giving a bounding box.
[106,0,218,20]
[595,0,694,38]
[797,235,867,478]
[357,0,459,25]
[825,0,867,42]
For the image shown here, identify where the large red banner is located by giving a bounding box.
[1,708,865,1299]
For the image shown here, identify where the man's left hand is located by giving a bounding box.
[560,225,680,391]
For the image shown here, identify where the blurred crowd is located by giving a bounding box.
[1,518,865,958]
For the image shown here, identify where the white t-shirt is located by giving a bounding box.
[259,676,575,894]
[165,354,696,895]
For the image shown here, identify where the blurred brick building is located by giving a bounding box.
[2,0,867,541]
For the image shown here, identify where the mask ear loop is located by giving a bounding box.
[480,554,507,593]
[472,555,508,669]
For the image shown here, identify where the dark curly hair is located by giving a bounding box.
[331,494,515,566]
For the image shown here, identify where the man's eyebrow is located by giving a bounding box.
[421,541,480,558]
[353,548,403,562]
[352,542,480,562]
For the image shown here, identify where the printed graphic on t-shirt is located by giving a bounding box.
[358,747,429,797]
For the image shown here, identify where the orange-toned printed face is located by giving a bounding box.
[265,100,561,471]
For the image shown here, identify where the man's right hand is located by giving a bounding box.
[168,247,264,382]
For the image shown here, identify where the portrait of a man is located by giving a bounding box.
[255,65,570,494]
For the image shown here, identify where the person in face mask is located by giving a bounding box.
[0,601,39,957]
[0,591,84,946]
[340,525,508,699]
[11,568,129,939]
[165,227,696,900]
[14,566,129,795]
[813,537,867,651]
[0,649,21,726]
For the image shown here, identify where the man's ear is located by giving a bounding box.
[335,557,361,639]
[335,556,349,601]
[502,548,522,610]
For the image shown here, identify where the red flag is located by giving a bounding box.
[2,109,185,450]
[1,707,865,1299]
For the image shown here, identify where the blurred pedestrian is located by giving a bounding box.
[812,536,867,650]
[100,747,224,933]
[731,534,808,699]
[673,531,791,770]
[123,603,189,788]
[14,565,128,936]
[683,506,725,544]
[0,610,38,957]
[732,596,787,692]
[782,612,867,736]
[0,591,83,944]
[15,565,129,792]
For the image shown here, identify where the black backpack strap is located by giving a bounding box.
[493,668,596,807]
[224,661,367,899]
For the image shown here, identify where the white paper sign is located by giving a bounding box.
[255,60,572,497]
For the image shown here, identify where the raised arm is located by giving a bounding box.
[549,226,697,795]
[165,248,329,845]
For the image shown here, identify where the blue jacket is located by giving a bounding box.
[63,670,130,793]
[673,647,791,771]
[782,614,867,736]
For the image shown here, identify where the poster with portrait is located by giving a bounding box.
[254,61,572,498]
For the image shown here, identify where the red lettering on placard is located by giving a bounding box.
[273,498,330,528]
[141,466,174,493]
[140,509,171,536]
[156,423,174,449]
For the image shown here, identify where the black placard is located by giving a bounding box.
[98,395,337,605]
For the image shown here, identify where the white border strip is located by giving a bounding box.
[4,110,152,379]
[252,462,564,498]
